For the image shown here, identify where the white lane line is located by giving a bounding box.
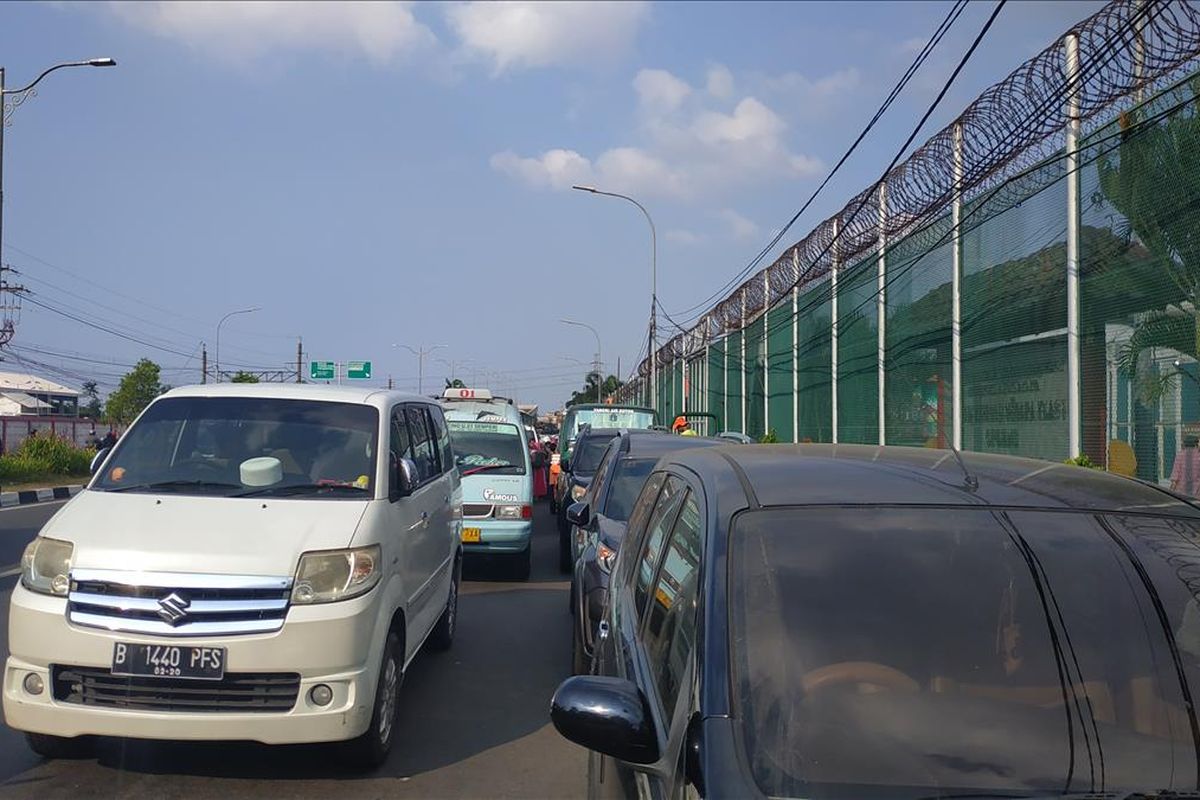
[0,498,66,513]
[0,566,20,579]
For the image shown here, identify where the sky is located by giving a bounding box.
[0,0,1103,409]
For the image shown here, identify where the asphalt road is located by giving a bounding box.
[0,499,586,799]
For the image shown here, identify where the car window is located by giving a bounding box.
[634,476,686,618]
[604,458,656,522]
[729,506,1200,798]
[574,434,615,474]
[614,472,667,590]
[428,405,453,474]
[405,405,438,484]
[587,445,618,507]
[641,492,701,717]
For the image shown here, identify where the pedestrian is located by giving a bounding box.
[1171,435,1200,497]
[672,416,697,437]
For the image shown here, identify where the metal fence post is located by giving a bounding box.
[763,270,769,435]
[878,183,888,446]
[740,287,748,434]
[792,247,800,443]
[1065,32,1082,460]
[723,333,729,429]
[952,122,964,451]
[831,217,840,445]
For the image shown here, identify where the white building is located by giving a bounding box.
[0,372,80,417]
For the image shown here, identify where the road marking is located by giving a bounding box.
[0,498,66,513]
[0,566,20,579]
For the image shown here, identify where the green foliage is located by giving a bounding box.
[80,380,103,419]
[1065,453,1100,469]
[106,359,165,425]
[567,373,624,407]
[230,371,260,383]
[0,434,94,484]
[758,428,779,443]
[445,378,466,389]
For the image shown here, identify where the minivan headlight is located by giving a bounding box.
[292,545,381,604]
[21,537,74,596]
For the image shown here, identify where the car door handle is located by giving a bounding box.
[407,512,430,532]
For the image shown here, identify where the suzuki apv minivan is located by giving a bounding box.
[3,384,462,768]
[440,388,536,580]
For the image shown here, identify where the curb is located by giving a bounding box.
[0,485,84,509]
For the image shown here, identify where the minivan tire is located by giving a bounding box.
[558,532,572,573]
[429,556,460,651]
[25,732,92,760]
[341,630,402,770]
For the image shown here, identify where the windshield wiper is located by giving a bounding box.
[461,464,517,476]
[233,483,369,498]
[105,480,242,494]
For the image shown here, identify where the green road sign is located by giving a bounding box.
[310,361,336,381]
[347,360,372,380]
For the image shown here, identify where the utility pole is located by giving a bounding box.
[295,337,303,383]
[201,344,208,384]
[0,265,27,346]
[394,343,446,396]
[388,375,394,390]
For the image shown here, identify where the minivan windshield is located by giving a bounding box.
[731,506,1200,798]
[447,420,526,475]
[93,396,379,498]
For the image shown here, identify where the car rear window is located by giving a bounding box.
[573,435,616,473]
[730,506,1200,798]
[603,458,655,521]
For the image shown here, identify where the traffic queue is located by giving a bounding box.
[7,381,1200,799]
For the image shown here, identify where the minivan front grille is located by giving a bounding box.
[68,569,292,637]
[52,666,299,713]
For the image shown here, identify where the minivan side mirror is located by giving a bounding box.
[566,501,590,529]
[550,676,660,765]
[90,447,111,476]
[391,454,420,500]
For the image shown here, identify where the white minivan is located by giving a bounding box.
[3,384,461,768]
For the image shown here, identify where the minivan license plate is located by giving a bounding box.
[462,527,482,542]
[112,642,226,680]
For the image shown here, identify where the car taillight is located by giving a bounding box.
[521,505,533,519]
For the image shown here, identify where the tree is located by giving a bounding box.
[230,371,260,383]
[105,359,165,425]
[567,373,624,407]
[444,378,466,389]
[80,380,103,419]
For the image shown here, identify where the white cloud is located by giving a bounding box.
[706,64,734,99]
[896,36,927,55]
[665,229,705,246]
[634,69,691,112]
[718,208,759,240]
[447,1,648,74]
[760,67,861,100]
[103,1,436,64]
[493,67,823,200]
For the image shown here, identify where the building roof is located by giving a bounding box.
[1,391,52,410]
[0,371,79,397]
[664,444,1200,518]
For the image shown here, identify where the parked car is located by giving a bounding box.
[565,430,726,674]
[5,384,462,768]
[557,404,656,466]
[555,426,621,570]
[552,443,1200,797]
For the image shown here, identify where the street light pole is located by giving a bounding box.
[214,306,261,381]
[395,343,446,395]
[572,185,656,409]
[561,318,602,403]
[0,58,116,329]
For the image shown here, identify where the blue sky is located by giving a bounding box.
[0,0,1100,409]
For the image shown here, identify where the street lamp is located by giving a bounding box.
[436,356,473,387]
[214,306,261,381]
[572,185,657,409]
[394,343,446,395]
[560,318,603,403]
[0,58,116,327]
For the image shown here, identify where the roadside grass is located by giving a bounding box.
[0,435,94,489]
[0,473,89,493]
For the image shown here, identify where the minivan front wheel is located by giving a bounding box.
[25,732,92,760]
[342,630,402,770]
[429,556,460,651]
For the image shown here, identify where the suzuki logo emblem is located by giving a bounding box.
[157,592,191,626]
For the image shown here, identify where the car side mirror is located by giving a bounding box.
[391,454,420,500]
[550,676,659,765]
[566,501,590,528]
[90,447,111,476]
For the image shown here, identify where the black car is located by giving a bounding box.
[566,430,726,675]
[556,426,622,571]
[551,444,1200,798]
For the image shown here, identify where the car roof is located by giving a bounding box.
[577,427,625,441]
[617,430,728,459]
[159,383,429,408]
[659,443,1200,517]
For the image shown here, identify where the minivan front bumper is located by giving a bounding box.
[3,583,385,745]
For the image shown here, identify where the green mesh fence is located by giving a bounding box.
[708,340,726,431]
[768,302,794,442]
[885,216,955,447]
[1078,77,1200,485]
[837,254,880,444]
[726,329,744,433]
[797,278,833,443]
[746,316,766,440]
